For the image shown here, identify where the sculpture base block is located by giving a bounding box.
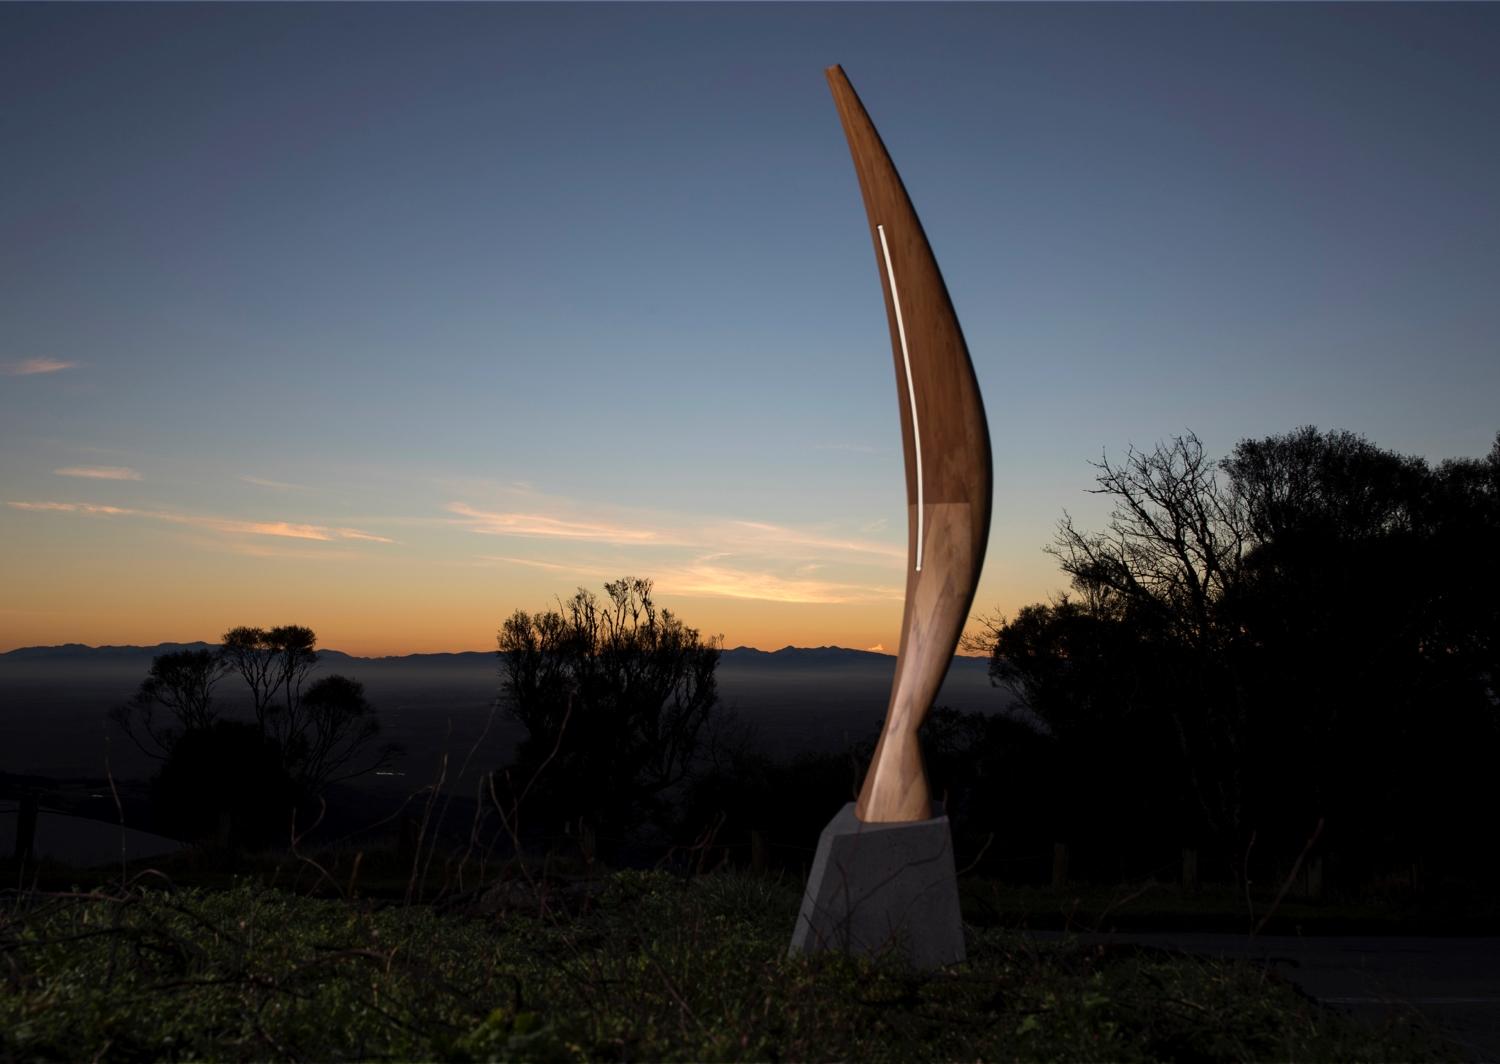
[788,801,964,970]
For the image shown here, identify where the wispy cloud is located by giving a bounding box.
[715,520,904,562]
[240,475,307,491]
[476,555,581,574]
[448,486,905,604]
[478,554,901,605]
[209,519,341,541]
[226,542,363,561]
[334,528,395,543]
[53,466,142,481]
[447,503,680,546]
[9,501,131,516]
[7,501,394,544]
[448,500,902,562]
[659,562,900,604]
[4,358,77,376]
[866,643,887,653]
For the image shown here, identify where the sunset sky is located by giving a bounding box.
[3,4,1498,656]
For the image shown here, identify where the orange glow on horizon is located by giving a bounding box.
[0,578,1038,658]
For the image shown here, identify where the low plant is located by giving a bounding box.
[0,869,1459,1062]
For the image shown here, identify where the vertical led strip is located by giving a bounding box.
[877,223,923,572]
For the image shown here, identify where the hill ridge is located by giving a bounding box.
[1,641,987,664]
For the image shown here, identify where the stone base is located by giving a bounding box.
[788,801,964,970]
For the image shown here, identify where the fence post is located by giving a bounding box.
[397,815,418,864]
[1182,848,1199,894]
[1052,842,1069,891]
[15,791,39,861]
[750,830,767,873]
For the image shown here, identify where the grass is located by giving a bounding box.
[1,866,1462,1062]
[958,878,1500,936]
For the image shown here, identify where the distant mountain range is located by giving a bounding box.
[0,642,989,668]
[0,640,1015,782]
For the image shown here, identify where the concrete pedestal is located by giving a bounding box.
[788,801,964,970]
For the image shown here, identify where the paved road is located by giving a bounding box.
[1023,931,1500,1061]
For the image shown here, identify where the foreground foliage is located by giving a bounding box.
[1,870,1456,1062]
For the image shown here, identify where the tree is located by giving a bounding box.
[977,426,1500,886]
[217,623,393,793]
[150,720,301,849]
[497,577,722,839]
[221,624,318,750]
[1050,431,1245,652]
[112,625,396,848]
[987,596,1197,867]
[109,648,231,759]
[220,625,280,724]
[291,675,397,794]
[1218,428,1500,874]
[1044,432,1249,852]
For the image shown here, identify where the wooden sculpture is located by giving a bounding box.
[826,65,993,823]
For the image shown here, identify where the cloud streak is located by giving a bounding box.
[447,502,681,546]
[53,466,142,481]
[448,500,903,562]
[452,486,907,604]
[7,501,394,544]
[479,554,902,605]
[9,502,131,516]
[659,562,900,604]
[4,358,77,376]
[240,475,308,491]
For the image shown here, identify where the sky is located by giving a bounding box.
[2,3,1498,657]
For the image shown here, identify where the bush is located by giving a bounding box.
[149,720,303,849]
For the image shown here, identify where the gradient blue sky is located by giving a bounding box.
[3,3,1498,655]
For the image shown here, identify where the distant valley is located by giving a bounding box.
[0,643,1024,786]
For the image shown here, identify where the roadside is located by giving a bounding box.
[1024,930,1500,1062]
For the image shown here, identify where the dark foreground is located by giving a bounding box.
[0,870,1462,1062]
[1028,930,1500,1063]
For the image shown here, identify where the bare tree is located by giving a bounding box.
[264,624,319,750]
[109,648,230,758]
[1050,431,1246,651]
[220,625,279,726]
[498,577,721,835]
[1044,432,1251,852]
[120,624,392,800]
[219,623,319,742]
[291,675,399,793]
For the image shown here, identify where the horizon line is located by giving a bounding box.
[0,639,992,661]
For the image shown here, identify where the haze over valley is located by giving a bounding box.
[0,642,1019,787]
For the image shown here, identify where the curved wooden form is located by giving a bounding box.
[826,65,993,823]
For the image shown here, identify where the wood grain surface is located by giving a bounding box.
[826,65,993,823]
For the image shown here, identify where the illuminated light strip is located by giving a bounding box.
[877,223,923,571]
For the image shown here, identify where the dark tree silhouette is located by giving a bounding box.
[113,625,396,848]
[1219,427,1500,879]
[220,625,280,724]
[977,426,1500,888]
[1050,432,1246,649]
[291,674,397,794]
[1043,432,1249,857]
[108,648,231,758]
[216,623,391,793]
[150,720,301,850]
[497,577,721,839]
[219,624,318,741]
